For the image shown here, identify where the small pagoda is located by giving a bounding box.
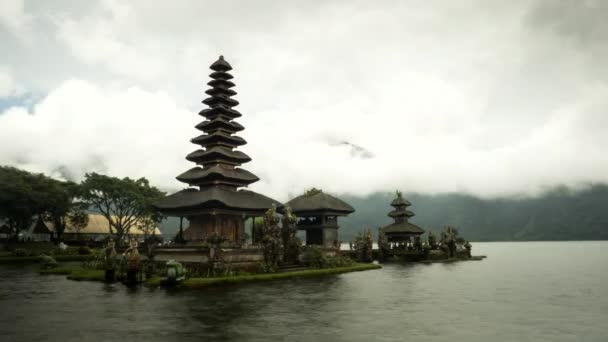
[380,191,424,243]
[154,56,281,244]
[285,189,355,247]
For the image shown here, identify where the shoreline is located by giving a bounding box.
[37,263,382,288]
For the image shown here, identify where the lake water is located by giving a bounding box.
[1,242,607,342]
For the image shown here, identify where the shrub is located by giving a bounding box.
[301,248,356,269]
[326,255,354,268]
[301,246,328,269]
[352,229,374,262]
[39,254,58,269]
[257,261,277,273]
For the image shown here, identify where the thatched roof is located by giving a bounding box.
[199,105,241,119]
[209,71,233,80]
[388,209,415,218]
[40,214,161,235]
[207,79,236,90]
[154,187,282,214]
[205,87,237,97]
[285,190,355,215]
[381,222,425,235]
[210,55,232,72]
[196,118,244,133]
[191,132,246,147]
[176,166,259,186]
[391,196,411,207]
[185,146,251,165]
[203,94,239,108]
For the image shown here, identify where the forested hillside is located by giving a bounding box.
[339,185,608,241]
[159,184,608,242]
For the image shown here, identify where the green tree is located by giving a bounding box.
[40,179,89,243]
[377,228,390,261]
[281,206,301,264]
[353,228,373,262]
[260,205,282,271]
[439,226,459,258]
[427,231,437,249]
[138,213,164,277]
[80,173,165,246]
[0,166,72,242]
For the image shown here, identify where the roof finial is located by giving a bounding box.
[219,55,224,60]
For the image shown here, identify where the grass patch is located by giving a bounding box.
[181,263,381,288]
[39,265,81,275]
[39,265,104,282]
[144,276,163,287]
[66,269,105,282]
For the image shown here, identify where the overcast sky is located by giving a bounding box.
[0,0,607,200]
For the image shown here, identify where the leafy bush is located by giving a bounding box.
[326,255,354,268]
[301,246,328,268]
[301,247,355,269]
[257,261,277,273]
[352,229,374,262]
[39,254,58,269]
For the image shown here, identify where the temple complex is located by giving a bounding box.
[154,56,281,244]
[285,189,354,247]
[380,191,424,244]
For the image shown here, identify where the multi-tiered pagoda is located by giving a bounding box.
[154,56,281,244]
[380,191,424,243]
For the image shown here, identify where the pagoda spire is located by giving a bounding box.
[388,190,414,223]
[177,56,260,189]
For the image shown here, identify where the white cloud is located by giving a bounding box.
[0,0,29,33]
[0,66,24,98]
[1,0,608,200]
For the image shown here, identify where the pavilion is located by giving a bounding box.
[285,189,354,248]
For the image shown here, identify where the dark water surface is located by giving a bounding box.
[1,242,607,342]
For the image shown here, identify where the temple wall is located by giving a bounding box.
[323,228,338,248]
[183,214,244,243]
[155,247,264,265]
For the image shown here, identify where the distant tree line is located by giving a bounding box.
[0,166,164,246]
[339,185,608,241]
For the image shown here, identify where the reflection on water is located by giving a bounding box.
[1,242,607,342]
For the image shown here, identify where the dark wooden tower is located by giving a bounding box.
[381,191,424,243]
[154,56,281,244]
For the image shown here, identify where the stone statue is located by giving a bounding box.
[103,239,118,282]
[123,237,142,285]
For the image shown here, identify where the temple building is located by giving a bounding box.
[31,214,162,242]
[285,189,354,247]
[154,56,281,244]
[380,191,425,243]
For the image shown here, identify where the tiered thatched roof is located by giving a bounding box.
[381,191,425,239]
[154,56,281,215]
